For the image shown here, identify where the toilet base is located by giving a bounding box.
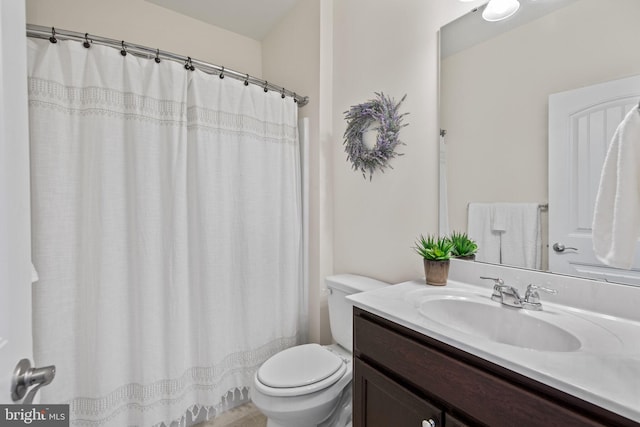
[262,386,352,427]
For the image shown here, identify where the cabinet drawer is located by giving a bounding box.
[354,312,606,427]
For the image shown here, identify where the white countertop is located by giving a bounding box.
[348,279,640,423]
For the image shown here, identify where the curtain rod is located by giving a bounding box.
[25,24,309,107]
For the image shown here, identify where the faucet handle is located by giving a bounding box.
[481,277,505,302]
[524,284,557,304]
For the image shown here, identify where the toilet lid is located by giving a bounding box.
[258,343,343,388]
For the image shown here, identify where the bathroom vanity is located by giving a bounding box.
[353,307,632,426]
[348,261,640,427]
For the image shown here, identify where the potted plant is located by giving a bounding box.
[448,231,478,260]
[413,234,453,286]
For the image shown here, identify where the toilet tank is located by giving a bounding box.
[325,274,388,352]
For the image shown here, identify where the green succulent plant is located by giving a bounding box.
[413,234,453,261]
[448,231,478,257]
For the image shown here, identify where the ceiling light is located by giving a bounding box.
[482,0,521,22]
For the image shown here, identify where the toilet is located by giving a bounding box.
[251,274,388,427]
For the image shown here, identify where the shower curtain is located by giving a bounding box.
[27,38,304,426]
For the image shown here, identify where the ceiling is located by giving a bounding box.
[441,0,578,58]
[145,0,300,41]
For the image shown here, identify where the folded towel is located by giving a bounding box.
[494,203,541,269]
[467,203,501,264]
[468,202,541,269]
[491,204,509,232]
[592,105,640,268]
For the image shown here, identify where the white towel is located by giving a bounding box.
[467,202,541,269]
[592,105,640,269]
[493,203,541,269]
[467,203,501,264]
[31,262,39,283]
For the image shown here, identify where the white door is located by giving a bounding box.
[549,74,640,284]
[0,0,36,403]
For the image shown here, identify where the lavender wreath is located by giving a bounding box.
[343,92,408,180]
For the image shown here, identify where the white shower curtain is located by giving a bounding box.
[27,38,304,426]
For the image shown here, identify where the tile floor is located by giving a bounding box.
[195,403,267,427]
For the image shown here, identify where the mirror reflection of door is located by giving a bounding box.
[549,75,640,285]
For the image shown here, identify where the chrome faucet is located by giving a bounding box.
[482,276,524,308]
[522,284,557,311]
[481,277,556,311]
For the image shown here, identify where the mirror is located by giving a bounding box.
[440,0,640,284]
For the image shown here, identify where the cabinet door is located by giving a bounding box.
[445,414,471,427]
[354,358,443,427]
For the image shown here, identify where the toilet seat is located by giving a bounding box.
[255,344,347,397]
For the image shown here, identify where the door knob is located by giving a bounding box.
[422,420,436,427]
[552,243,578,253]
[11,359,56,404]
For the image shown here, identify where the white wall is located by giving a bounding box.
[331,0,479,284]
[263,0,482,342]
[262,0,333,344]
[26,0,262,76]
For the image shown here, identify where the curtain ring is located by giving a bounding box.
[83,33,91,48]
[120,41,127,56]
[219,66,225,79]
[244,74,249,86]
[281,88,286,99]
[154,49,161,64]
[49,27,57,44]
[293,92,298,104]
[184,57,194,71]
[263,81,269,93]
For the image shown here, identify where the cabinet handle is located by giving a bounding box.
[422,420,436,427]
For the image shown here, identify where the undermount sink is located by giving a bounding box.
[418,294,582,352]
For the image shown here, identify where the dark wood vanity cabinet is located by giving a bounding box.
[352,307,637,427]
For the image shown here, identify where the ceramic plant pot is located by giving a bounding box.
[423,259,450,286]
[456,254,476,261]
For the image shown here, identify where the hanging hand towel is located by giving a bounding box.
[493,203,541,269]
[592,105,640,269]
[467,203,501,264]
[31,262,39,283]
